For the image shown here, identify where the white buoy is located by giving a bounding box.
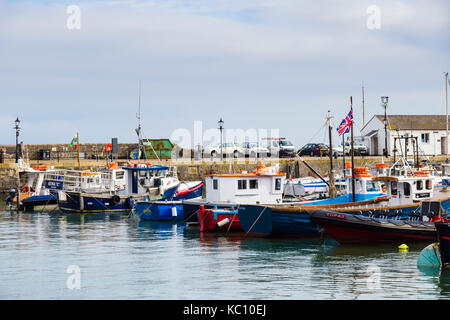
[216,218,230,227]
[171,206,177,217]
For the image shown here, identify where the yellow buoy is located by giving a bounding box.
[398,244,409,252]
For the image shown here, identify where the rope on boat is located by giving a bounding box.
[244,206,268,238]
[226,204,240,235]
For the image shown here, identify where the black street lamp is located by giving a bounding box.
[218,118,224,161]
[381,96,389,157]
[14,117,21,163]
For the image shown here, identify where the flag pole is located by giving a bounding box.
[350,96,356,203]
[77,132,81,171]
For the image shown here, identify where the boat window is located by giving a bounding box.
[213,179,218,190]
[238,180,247,190]
[115,171,124,180]
[426,179,432,190]
[249,179,258,189]
[417,180,423,191]
[404,182,411,196]
[275,178,281,191]
[391,181,397,195]
[365,181,379,192]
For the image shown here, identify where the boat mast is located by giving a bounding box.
[350,96,356,203]
[77,132,81,171]
[362,82,365,128]
[327,110,337,198]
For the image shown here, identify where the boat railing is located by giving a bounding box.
[43,169,116,193]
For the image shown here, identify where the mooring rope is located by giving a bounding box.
[244,206,268,238]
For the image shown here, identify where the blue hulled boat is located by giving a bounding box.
[134,181,203,221]
[57,164,179,213]
[238,167,450,238]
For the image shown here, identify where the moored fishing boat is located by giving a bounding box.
[238,169,387,237]
[134,181,203,221]
[310,209,445,244]
[57,164,179,213]
[181,164,288,223]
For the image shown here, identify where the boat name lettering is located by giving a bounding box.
[326,213,345,219]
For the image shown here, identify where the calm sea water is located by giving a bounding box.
[0,208,449,300]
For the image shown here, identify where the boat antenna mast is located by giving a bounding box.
[135,79,162,164]
[327,110,337,198]
[135,79,146,160]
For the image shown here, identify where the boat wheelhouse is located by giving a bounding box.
[181,165,287,223]
[205,165,286,205]
[57,163,180,213]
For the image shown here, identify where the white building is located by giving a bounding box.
[360,115,449,156]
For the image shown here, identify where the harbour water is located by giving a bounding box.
[0,208,449,300]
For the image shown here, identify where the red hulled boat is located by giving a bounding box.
[197,205,242,232]
[310,210,443,244]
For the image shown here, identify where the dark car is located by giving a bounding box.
[297,143,329,157]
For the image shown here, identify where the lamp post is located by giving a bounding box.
[218,118,224,161]
[14,117,21,163]
[381,96,389,157]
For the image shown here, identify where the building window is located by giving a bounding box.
[275,178,281,191]
[238,180,247,190]
[421,133,430,143]
[213,179,218,190]
[249,179,258,189]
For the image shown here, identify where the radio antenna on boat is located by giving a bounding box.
[134,79,162,164]
[327,111,337,198]
[135,79,146,160]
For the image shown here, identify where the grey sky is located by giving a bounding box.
[0,0,448,148]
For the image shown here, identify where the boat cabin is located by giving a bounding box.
[205,165,286,204]
[372,174,434,206]
[122,164,178,195]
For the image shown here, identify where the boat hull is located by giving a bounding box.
[57,183,178,213]
[311,210,438,244]
[22,194,57,211]
[198,208,242,232]
[238,204,320,238]
[172,182,203,201]
[182,199,238,222]
[435,222,450,267]
[135,201,184,221]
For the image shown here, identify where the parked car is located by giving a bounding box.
[297,143,329,157]
[332,144,351,157]
[344,142,367,156]
[242,142,270,158]
[203,142,243,158]
[265,138,296,158]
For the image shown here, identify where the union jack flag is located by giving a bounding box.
[336,107,353,136]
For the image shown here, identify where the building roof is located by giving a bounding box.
[373,115,449,131]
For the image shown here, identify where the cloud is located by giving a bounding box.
[0,0,448,148]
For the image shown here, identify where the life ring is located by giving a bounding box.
[20,184,30,193]
[110,195,121,205]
